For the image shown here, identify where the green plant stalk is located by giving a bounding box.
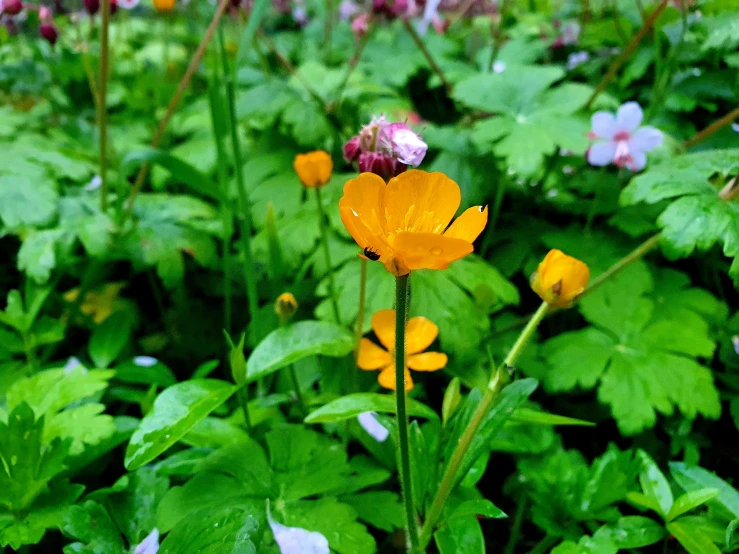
[315,188,341,323]
[324,0,333,60]
[402,19,453,94]
[503,496,528,554]
[418,301,550,549]
[218,27,260,321]
[530,535,559,554]
[98,0,111,212]
[289,364,308,417]
[351,257,368,392]
[394,274,420,552]
[237,388,253,433]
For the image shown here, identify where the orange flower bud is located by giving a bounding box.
[274,292,298,321]
[531,249,590,308]
[293,151,333,188]
[153,0,175,11]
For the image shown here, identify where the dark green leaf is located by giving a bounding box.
[304,393,438,423]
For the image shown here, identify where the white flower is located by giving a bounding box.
[733,336,739,356]
[586,102,663,172]
[492,60,506,73]
[268,505,329,554]
[134,356,158,367]
[416,0,441,36]
[378,122,428,166]
[64,357,84,373]
[566,50,589,70]
[85,175,102,191]
[133,529,159,554]
[357,412,389,442]
[118,0,140,8]
[731,123,739,133]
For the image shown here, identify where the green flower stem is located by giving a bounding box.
[218,27,259,321]
[237,388,253,434]
[288,364,308,417]
[315,188,341,323]
[352,257,368,392]
[403,19,453,95]
[394,274,421,552]
[98,0,111,212]
[418,301,550,550]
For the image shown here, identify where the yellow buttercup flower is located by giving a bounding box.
[294,151,333,188]
[63,282,126,324]
[274,292,298,321]
[358,309,447,391]
[531,249,590,308]
[153,0,175,11]
[340,170,488,276]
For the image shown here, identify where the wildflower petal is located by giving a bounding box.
[357,412,389,441]
[268,514,329,554]
[357,338,392,370]
[383,171,461,235]
[339,173,389,255]
[378,364,414,391]
[629,126,663,153]
[371,309,397,350]
[615,101,643,132]
[587,141,617,166]
[444,206,488,243]
[134,529,160,554]
[406,317,439,354]
[590,111,617,139]
[407,352,448,371]
[340,207,391,262]
[394,232,473,271]
[626,149,647,172]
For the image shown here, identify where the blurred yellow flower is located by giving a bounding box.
[274,292,298,321]
[358,309,447,391]
[531,249,590,307]
[294,151,333,188]
[63,282,126,324]
[340,170,487,276]
[153,0,175,11]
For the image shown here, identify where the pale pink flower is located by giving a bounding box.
[117,0,139,8]
[339,0,358,20]
[350,12,369,37]
[587,102,663,172]
[378,122,428,166]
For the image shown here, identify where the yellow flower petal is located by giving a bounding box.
[357,338,392,370]
[294,151,333,188]
[378,364,414,391]
[531,249,590,307]
[393,232,473,271]
[405,316,439,355]
[383,171,461,235]
[407,352,448,371]
[371,309,396,350]
[445,205,488,243]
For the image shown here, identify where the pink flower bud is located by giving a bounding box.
[343,136,361,163]
[39,22,58,45]
[84,0,99,14]
[378,122,427,166]
[358,152,405,180]
[38,5,52,22]
[351,13,369,37]
[388,0,407,17]
[2,0,23,15]
[110,0,119,14]
[371,0,388,15]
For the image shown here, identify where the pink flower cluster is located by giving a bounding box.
[344,116,428,180]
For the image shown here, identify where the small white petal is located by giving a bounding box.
[417,0,441,35]
[590,112,617,140]
[733,336,739,355]
[626,149,647,172]
[134,356,158,367]
[64,357,84,373]
[731,123,739,133]
[268,514,329,554]
[134,529,159,554]
[629,126,663,153]
[118,0,140,8]
[492,61,506,73]
[85,175,102,191]
[615,101,643,133]
[587,141,617,166]
[357,412,389,442]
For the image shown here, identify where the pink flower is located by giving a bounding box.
[350,12,369,37]
[378,122,428,166]
[338,0,358,20]
[343,136,361,162]
[358,151,405,179]
[586,102,663,172]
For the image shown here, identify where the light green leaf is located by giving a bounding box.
[434,514,484,554]
[159,506,259,554]
[637,450,673,517]
[510,408,595,426]
[246,321,354,383]
[88,311,134,368]
[304,393,438,423]
[668,489,720,521]
[667,520,722,554]
[605,516,665,547]
[124,379,237,470]
[670,462,739,519]
[0,174,58,230]
[341,491,403,532]
[448,499,506,520]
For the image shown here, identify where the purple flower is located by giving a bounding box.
[378,122,428,166]
[357,412,389,441]
[134,529,159,554]
[338,0,358,20]
[586,102,663,172]
[566,50,589,70]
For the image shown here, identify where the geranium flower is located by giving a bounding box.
[586,102,663,172]
[358,309,447,391]
[378,122,428,166]
[531,249,590,308]
[340,170,487,276]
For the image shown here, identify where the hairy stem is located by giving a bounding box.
[684,105,739,149]
[403,19,453,94]
[98,0,110,212]
[352,258,368,391]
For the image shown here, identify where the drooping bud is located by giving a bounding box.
[343,136,361,163]
[358,151,404,180]
[153,0,175,12]
[2,0,23,15]
[38,5,52,21]
[110,0,119,14]
[275,292,298,323]
[531,249,590,308]
[83,0,99,14]
[293,151,333,188]
[350,12,369,38]
[387,0,407,18]
[40,23,58,45]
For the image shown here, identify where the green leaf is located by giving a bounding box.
[0,173,58,230]
[448,499,506,520]
[637,450,674,518]
[670,462,739,519]
[105,468,170,544]
[510,408,595,426]
[62,501,126,554]
[341,491,403,532]
[124,379,237,470]
[605,516,666,547]
[44,403,116,456]
[667,520,722,554]
[17,229,69,283]
[304,393,438,423]
[434,515,485,554]
[121,148,223,202]
[246,321,354,383]
[442,377,462,427]
[88,311,135,368]
[551,527,619,554]
[668,489,720,521]
[236,0,270,63]
[159,506,260,554]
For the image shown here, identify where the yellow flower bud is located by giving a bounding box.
[275,292,298,322]
[293,151,333,188]
[531,249,590,308]
[153,0,175,12]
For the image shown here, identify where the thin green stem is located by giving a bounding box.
[394,274,420,552]
[418,301,550,550]
[352,258,368,392]
[315,188,341,323]
[530,535,558,554]
[488,178,507,236]
[218,27,259,321]
[237,388,253,433]
[289,364,308,417]
[324,0,333,60]
[403,19,452,94]
[98,0,110,211]
[503,496,527,554]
